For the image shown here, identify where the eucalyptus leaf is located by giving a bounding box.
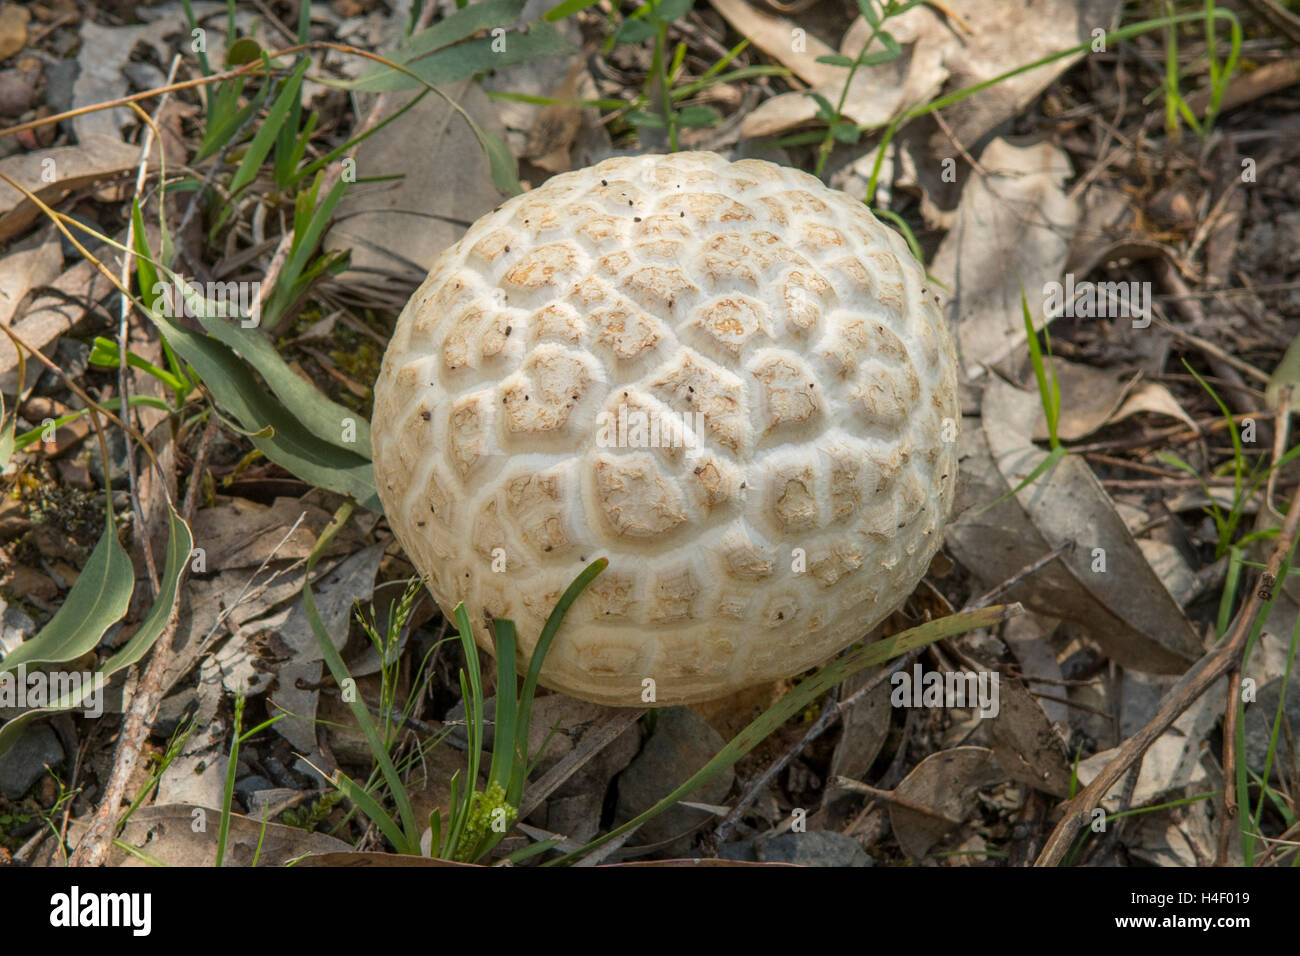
[347,23,573,93]
[0,514,133,675]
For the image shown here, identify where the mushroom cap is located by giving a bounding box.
[372,151,959,706]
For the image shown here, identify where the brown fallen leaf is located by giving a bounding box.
[0,134,142,243]
[0,3,29,64]
[524,57,586,174]
[325,80,509,278]
[706,0,841,89]
[889,746,1005,860]
[930,138,1079,378]
[986,677,1072,797]
[99,805,353,867]
[951,379,1203,673]
[189,496,364,571]
[0,221,61,330]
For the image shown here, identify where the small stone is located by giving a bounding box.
[0,724,64,800]
[755,830,873,867]
[614,707,733,852]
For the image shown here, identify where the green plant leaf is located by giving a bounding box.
[347,21,573,92]
[816,54,855,67]
[615,19,657,44]
[306,502,419,852]
[627,110,667,128]
[131,198,378,507]
[225,58,310,201]
[0,514,132,675]
[676,104,720,128]
[225,37,263,66]
[370,0,526,77]
[857,0,880,26]
[545,0,602,19]
[195,76,262,163]
[806,91,836,120]
[143,299,380,510]
[509,559,606,808]
[831,120,862,143]
[651,0,693,23]
[859,46,903,67]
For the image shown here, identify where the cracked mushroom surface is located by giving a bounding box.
[372,151,959,706]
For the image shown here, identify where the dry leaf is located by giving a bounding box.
[101,805,352,866]
[931,138,1078,378]
[890,746,1004,860]
[325,81,508,278]
[706,0,842,88]
[946,380,1203,673]
[0,3,29,64]
[985,678,1072,796]
[0,134,142,243]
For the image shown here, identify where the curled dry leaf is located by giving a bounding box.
[1021,358,1197,442]
[722,0,1118,147]
[827,666,892,792]
[890,746,1004,861]
[946,379,1202,673]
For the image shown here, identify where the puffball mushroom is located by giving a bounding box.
[371,151,959,707]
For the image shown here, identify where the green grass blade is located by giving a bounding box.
[225,58,310,200]
[487,619,518,793]
[216,693,245,867]
[331,768,411,852]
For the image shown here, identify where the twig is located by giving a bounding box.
[68,420,218,867]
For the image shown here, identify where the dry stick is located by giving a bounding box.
[1035,477,1300,866]
[1217,667,1244,866]
[69,419,219,867]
